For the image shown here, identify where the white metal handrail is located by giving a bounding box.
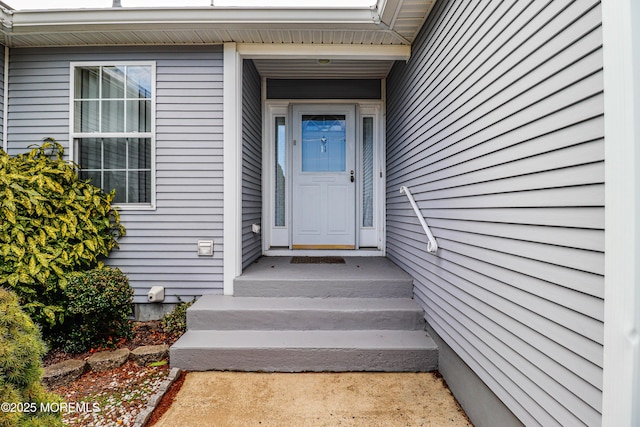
[399,186,438,253]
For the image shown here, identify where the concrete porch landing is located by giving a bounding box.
[171,257,438,372]
[234,256,414,298]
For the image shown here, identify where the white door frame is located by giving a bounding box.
[262,99,386,256]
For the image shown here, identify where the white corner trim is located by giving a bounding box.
[602,1,640,426]
[223,42,243,296]
[2,45,7,153]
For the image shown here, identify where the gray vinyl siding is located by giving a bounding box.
[6,49,70,153]
[385,1,603,426]
[242,59,262,269]
[7,46,224,303]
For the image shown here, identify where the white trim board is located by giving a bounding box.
[602,0,640,425]
[237,44,410,61]
[223,42,243,296]
[264,249,383,257]
[2,46,7,153]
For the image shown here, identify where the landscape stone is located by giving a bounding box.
[131,344,169,366]
[168,367,182,381]
[87,348,130,372]
[42,359,87,389]
[147,391,163,407]
[134,407,153,427]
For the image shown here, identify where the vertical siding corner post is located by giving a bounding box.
[602,0,640,425]
[2,45,7,152]
[223,42,243,296]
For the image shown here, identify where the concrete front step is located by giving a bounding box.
[170,330,438,372]
[188,295,426,331]
[234,279,413,298]
[171,257,438,372]
[234,257,414,298]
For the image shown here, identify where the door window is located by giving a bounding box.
[301,115,346,172]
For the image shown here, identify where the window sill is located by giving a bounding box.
[113,204,156,211]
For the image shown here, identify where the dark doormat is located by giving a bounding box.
[290,256,346,264]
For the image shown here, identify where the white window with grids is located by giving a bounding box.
[70,62,156,209]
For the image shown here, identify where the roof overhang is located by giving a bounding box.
[0,1,434,48]
[0,1,434,78]
[240,43,411,79]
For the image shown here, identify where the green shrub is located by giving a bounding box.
[0,140,125,328]
[162,298,196,339]
[0,288,63,427]
[52,267,133,353]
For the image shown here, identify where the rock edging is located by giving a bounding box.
[131,344,169,366]
[42,359,88,389]
[87,348,131,372]
[43,344,171,388]
[134,367,182,427]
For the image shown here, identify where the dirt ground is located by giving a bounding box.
[152,371,473,427]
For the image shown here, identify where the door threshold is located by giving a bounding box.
[292,244,355,250]
[264,249,384,257]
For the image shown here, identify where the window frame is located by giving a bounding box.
[69,61,157,210]
[266,104,290,247]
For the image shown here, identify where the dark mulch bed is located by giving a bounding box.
[147,370,187,426]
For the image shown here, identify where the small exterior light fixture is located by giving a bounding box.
[317,59,331,65]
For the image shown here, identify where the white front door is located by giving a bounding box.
[292,105,356,249]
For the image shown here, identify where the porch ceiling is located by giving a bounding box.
[0,0,435,48]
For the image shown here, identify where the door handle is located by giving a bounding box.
[350,170,355,183]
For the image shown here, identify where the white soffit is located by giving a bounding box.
[2,7,389,47]
[0,2,434,48]
[5,28,409,48]
[241,43,407,79]
[377,0,436,42]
